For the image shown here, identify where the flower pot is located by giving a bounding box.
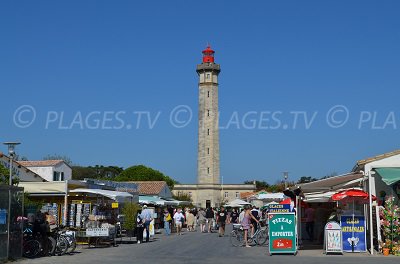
[383,247,390,256]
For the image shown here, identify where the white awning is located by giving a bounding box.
[70,188,133,202]
[296,173,364,193]
[295,172,365,203]
[139,196,189,206]
[224,199,251,207]
[257,193,285,200]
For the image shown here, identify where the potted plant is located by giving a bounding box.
[122,202,140,239]
[380,239,391,256]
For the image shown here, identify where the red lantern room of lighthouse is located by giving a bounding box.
[202,45,215,63]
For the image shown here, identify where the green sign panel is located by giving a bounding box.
[268,213,297,255]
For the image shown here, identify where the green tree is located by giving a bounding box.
[266,180,295,193]
[172,193,192,202]
[297,176,318,184]
[72,165,124,180]
[115,165,177,189]
[71,166,98,180]
[0,163,10,184]
[244,180,270,191]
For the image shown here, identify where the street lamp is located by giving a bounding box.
[283,171,289,189]
[3,141,20,260]
[3,142,20,186]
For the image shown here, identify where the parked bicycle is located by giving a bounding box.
[22,224,42,258]
[230,221,268,247]
[48,226,70,256]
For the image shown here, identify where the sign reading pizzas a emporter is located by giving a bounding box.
[268,213,297,255]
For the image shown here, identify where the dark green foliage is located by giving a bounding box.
[0,163,9,184]
[115,165,177,189]
[244,180,270,191]
[297,176,318,184]
[122,202,141,231]
[72,165,123,180]
[173,193,192,202]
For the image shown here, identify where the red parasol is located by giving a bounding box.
[331,189,376,250]
[331,189,376,203]
[280,198,307,207]
[280,198,291,204]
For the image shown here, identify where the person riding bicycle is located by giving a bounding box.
[241,205,259,247]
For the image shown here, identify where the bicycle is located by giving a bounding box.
[49,227,69,256]
[62,229,77,254]
[22,224,42,258]
[230,222,268,247]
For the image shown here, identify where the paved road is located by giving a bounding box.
[16,225,399,264]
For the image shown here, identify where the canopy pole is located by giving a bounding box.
[64,180,68,226]
[367,170,374,255]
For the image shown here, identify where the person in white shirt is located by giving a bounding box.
[238,208,245,223]
[140,205,153,242]
[173,208,185,235]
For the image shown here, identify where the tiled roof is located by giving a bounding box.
[18,160,64,167]
[240,191,256,199]
[128,181,168,195]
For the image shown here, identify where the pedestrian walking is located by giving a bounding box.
[140,205,153,242]
[230,209,239,224]
[205,207,214,233]
[197,208,207,232]
[136,210,144,244]
[173,208,185,235]
[238,208,245,223]
[251,206,261,234]
[216,207,227,237]
[186,210,195,231]
[163,209,172,236]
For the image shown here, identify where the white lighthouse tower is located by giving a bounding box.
[172,46,255,208]
[196,45,221,186]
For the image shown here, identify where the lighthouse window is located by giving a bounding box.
[206,73,210,79]
[207,91,210,97]
[207,110,210,116]
[207,167,210,174]
[207,129,210,135]
[207,148,210,154]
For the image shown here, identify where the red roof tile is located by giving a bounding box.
[18,160,64,167]
[127,181,168,195]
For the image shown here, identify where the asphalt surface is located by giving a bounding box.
[15,225,400,264]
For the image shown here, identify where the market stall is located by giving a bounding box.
[68,188,133,247]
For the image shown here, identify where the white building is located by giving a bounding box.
[18,160,72,182]
[0,154,45,182]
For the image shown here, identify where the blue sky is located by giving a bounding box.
[1,1,400,184]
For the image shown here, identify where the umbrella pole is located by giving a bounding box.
[351,199,355,252]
